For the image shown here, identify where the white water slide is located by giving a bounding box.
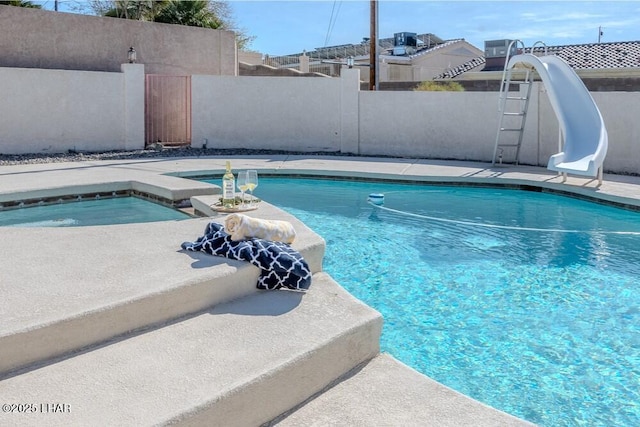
[506,53,608,182]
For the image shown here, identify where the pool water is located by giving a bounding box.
[222,177,640,427]
[0,196,190,227]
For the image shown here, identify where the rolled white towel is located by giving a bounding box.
[224,213,296,244]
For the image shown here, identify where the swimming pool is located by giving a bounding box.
[0,196,190,227]
[209,176,640,427]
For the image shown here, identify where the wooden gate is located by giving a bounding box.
[145,75,192,147]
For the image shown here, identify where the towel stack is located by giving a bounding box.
[224,213,296,244]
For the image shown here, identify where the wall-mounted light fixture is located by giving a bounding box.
[127,47,137,64]
[347,56,354,68]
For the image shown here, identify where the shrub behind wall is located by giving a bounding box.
[414,81,465,92]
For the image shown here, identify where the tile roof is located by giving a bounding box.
[408,39,468,59]
[435,57,486,79]
[532,41,640,70]
[438,40,640,79]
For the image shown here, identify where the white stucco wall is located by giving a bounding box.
[358,90,500,159]
[358,87,543,163]
[1,65,638,176]
[0,65,144,154]
[591,92,640,175]
[358,83,640,174]
[192,70,359,152]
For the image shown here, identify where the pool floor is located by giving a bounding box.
[0,196,190,227]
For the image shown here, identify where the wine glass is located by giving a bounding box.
[237,171,249,207]
[246,170,258,205]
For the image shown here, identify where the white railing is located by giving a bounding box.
[263,44,372,76]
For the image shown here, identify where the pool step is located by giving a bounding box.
[270,353,535,427]
[0,272,382,426]
[0,203,325,376]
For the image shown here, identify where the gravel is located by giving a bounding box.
[0,147,370,166]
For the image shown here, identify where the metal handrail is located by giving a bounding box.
[498,39,525,102]
[530,40,548,56]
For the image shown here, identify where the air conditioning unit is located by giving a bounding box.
[484,39,517,58]
[393,32,417,56]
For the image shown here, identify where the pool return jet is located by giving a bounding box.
[492,40,608,186]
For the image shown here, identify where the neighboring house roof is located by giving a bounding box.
[380,39,477,62]
[533,40,640,69]
[435,57,486,79]
[408,39,468,58]
[438,40,640,79]
[269,33,447,64]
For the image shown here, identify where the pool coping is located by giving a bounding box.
[2,155,639,208]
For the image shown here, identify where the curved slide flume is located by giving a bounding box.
[506,54,608,180]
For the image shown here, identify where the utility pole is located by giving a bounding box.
[369,0,378,91]
[598,26,603,43]
[54,0,58,11]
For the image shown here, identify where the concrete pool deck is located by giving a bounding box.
[1,154,639,426]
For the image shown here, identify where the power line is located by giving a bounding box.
[323,0,342,47]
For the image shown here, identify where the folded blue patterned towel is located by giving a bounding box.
[181,221,311,291]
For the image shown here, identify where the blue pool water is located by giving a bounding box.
[0,197,190,227]
[218,177,640,427]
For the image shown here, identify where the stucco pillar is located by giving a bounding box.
[122,63,145,150]
[379,58,388,84]
[299,53,310,73]
[340,68,360,154]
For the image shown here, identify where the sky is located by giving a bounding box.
[38,1,640,56]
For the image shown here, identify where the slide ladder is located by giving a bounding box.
[491,45,533,165]
[492,40,543,166]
